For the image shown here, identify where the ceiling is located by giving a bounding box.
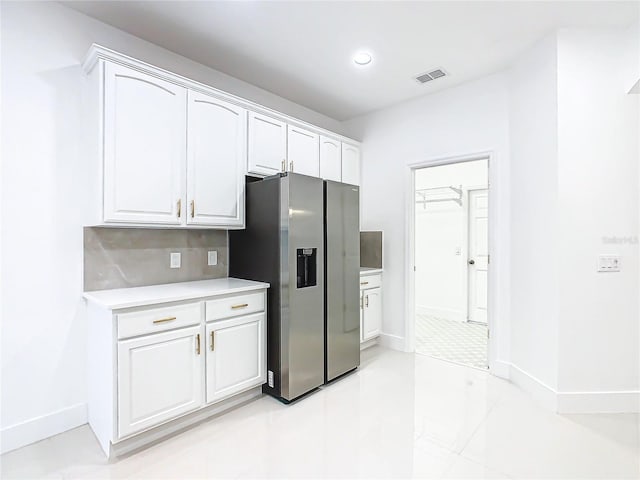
[62,1,638,121]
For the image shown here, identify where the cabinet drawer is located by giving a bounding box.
[206,291,265,322]
[117,302,202,340]
[360,274,381,290]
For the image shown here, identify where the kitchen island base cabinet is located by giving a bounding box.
[118,325,204,438]
[206,313,266,404]
[84,279,269,458]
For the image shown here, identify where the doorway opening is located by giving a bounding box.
[413,158,489,369]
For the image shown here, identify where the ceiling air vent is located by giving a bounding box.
[416,69,447,84]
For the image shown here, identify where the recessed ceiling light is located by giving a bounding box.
[353,52,372,66]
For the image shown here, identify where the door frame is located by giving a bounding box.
[405,151,496,371]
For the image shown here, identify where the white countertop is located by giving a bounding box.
[360,267,383,275]
[83,278,270,310]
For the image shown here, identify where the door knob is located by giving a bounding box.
[468,259,475,265]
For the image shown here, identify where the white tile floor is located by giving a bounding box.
[2,347,639,479]
[415,314,488,369]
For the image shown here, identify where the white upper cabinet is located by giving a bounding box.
[319,136,342,182]
[103,63,186,225]
[341,143,361,186]
[247,112,287,176]
[187,91,246,228]
[84,46,361,228]
[287,126,319,177]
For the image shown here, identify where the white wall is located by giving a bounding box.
[414,161,488,321]
[508,33,560,394]
[0,1,343,453]
[342,73,511,366]
[556,28,639,406]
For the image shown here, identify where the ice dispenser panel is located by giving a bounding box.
[296,248,317,288]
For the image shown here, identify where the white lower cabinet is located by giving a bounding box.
[85,279,269,457]
[206,313,266,404]
[117,325,204,438]
[361,287,382,341]
[360,272,382,345]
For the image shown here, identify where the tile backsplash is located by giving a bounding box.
[360,231,383,269]
[84,227,228,291]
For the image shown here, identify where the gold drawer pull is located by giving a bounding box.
[210,331,215,351]
[231,303,249,309]
[196,334,201,355]
[153,316,177,324]
[360,281,369,286]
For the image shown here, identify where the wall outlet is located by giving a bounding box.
[170,252,181,269]
[598,255,620,272]
[207,250,218,266]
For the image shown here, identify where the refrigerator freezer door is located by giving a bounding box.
[325,181,361,381]
[280,174,325,400]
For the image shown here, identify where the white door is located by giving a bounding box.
[247,112,287,176]
[117,325,204,438]
[362,287,381,341]
[320,136,342,182]
[341,143,360,186]
[287,125,319,177]
[206,313,266,404]
[467,189,489,324]
[187,91,246,227]
[103,63,186,225]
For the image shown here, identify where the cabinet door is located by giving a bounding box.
[103,63,186,224]
[320,136,342,182]
[117,325,204,438]
[360,291,365,343]
[247,112,287,176]
[362,287,381,341]
[206,313,266,404]
[287,125,319,177]
[341,143,361,186]
[187,91,246,227]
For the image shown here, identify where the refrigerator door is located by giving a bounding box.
[280,174,325,400]
[325,180,360,382]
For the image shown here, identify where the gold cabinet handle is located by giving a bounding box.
[365,295,369,308]
[177,199,181,218]
[360,281,369,286]
[190,200,195,218]
[153,316,177,324]
[210,331,215,351]
[290,161,294,172]
[281,159,286,172]
[231,303,249,309]
[196,334,201,355]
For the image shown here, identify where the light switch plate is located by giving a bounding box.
[598,255,620,272]
[170,252,181,269]
[208,250,218,266]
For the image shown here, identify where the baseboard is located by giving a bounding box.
[360,337,378,350]
[509,363,558,411]
[557,390,640,414]
[490,359,511,379]
[508,363,639,414]
[416,305,465,322]
[1,403,87,454]
[378,333,406,351]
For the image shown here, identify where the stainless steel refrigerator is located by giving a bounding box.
[229,173,360,402]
